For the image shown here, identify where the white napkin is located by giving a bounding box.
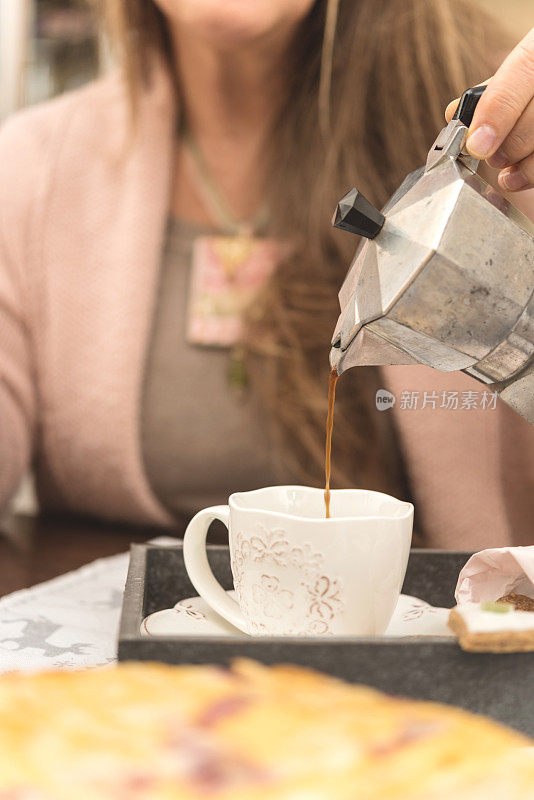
[455,546,534,604]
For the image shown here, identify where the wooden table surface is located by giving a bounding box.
[0,514,180,598]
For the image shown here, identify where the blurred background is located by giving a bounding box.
[0,0,533,521]
[1,0,533,120]
[0,0,101,119]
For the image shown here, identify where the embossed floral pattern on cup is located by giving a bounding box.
[304,575,344,621]
[231,523,345,635]
[251,575,294,619]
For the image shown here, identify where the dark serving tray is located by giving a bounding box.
[118,544,534,735]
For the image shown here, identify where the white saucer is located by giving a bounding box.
[141,592,453,639]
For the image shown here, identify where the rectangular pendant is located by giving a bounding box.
[187,235,278,347]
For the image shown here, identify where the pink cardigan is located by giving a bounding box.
[0,68,533,546]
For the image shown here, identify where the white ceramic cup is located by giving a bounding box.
[183,485,413,637]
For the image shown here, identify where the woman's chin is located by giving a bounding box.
[155,0,313,47]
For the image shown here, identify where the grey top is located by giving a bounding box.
[141,218,281,518]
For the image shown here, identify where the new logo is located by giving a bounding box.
[375,389,396,411]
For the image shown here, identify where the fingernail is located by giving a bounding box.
[487,147,510,169]
[466,125,497,158]
[499,168,529,191]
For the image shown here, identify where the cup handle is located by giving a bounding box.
[183,506,249,633]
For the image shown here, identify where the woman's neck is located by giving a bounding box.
[173,29,291,140]
[169,26,295,225]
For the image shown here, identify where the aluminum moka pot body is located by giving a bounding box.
[330,87,534,424]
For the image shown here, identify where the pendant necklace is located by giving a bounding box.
[180,118,278,393]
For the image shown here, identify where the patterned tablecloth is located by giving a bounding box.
[0,537,179,673]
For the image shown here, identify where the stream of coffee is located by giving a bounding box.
[324,368,339,518]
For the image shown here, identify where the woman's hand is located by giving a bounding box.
[445,27,534,192]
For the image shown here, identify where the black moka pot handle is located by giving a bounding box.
[452,84,486,127]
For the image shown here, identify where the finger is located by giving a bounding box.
[487,96,534,168]
[498,152,534,192]
[445,97,460,123]
[466,27,534,159]
[445,79,492,123]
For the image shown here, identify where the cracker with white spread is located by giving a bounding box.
[449,601,534,652]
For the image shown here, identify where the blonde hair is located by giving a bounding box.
[100,0,508,507]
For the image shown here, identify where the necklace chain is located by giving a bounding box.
[180,117,269,236]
